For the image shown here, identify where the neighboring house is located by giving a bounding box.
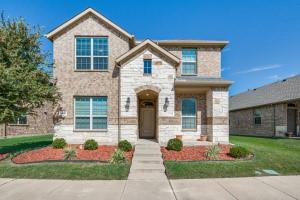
[46,8,232,145]
[0,104,54,137]
[230,75,300,137]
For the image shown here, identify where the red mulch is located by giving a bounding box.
[161,145,236,161]
[0,153,9,161]
[12,146,133,164]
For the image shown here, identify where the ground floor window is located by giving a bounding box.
[74,96,107,130]
[13,115,27,125]
[254,110,262,125]
[181,98,197,130]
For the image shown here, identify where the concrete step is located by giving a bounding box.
[132,156,163,163]
[128,172,168,180]
[130,168,165,173]
[134,152,162,157]
[134,149,161,155]
[133,159,163,164]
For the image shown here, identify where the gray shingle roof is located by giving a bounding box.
[230,74,300,111]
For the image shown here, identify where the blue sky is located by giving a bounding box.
[1,0,300,95]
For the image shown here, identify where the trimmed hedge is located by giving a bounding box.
[167,138,183,151]
[229,146,250,158]
[118,140,132,152]
[52,138,67,149]
[84,139,98,150]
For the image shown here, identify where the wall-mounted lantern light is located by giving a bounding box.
[163,97,169,112]
[125,97,130,112]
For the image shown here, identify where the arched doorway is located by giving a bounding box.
[137,90,158,139]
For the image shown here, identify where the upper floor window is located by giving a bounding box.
[143,59,152,75]
[74,96,108,130]
[182,98,197,130]
[182,48,197,75]
[254,110,261,125]
[75,37,108,71]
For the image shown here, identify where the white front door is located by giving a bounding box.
[140,107,155,138]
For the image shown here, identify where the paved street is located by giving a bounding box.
[0,176,300,200]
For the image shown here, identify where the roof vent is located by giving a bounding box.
[253,88,257,91]
[282,79,287,82]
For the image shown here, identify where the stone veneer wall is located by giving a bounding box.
[52,13,130,144]
[206,88,229,143]
[229,102,300,137]
[0,104,54,137]
[120,49,176,144]
[161,46,221,78]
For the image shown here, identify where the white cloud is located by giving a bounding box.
[221,67,231,72]
[267,74,280,80]
[234,64,283,75]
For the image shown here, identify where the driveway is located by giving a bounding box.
[0,176,299,200]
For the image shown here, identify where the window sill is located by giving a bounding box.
[181,129,197,132]
[181,74,198,76]
[73,129,108,132]
[8,124,29,126]
[74,70,109,72]
[143,74,152,76]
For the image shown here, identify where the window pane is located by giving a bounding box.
[76,57,91,70]
[76,38,91,56]
[93,117,107,129]
[94,57,108,70]
[144,59,152,74]
[93,38,108,56]
[18,115,27,124]
[75,97,90,116]
[182,99,196,116]
[182,62,196,74]
[182,49,197,62]
[182,117,196,129]
[92,97,107,116]
[75,117,90,129]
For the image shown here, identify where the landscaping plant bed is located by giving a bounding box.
[161,145,236,161]
[0,153,9,161]
[12,146,133,164]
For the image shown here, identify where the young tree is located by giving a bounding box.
[0,14,59,136]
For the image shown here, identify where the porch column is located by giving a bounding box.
[206,88,229,143]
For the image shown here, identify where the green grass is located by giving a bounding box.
[0,135,130,180]
[165,135,300,179]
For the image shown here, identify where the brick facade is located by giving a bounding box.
[0,104,54,137]
[49,8,231,145]
[230,101,300,137]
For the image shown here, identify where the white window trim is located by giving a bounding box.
[181,98,197,131]
[9,115,28,126]
[74,97,108,131]
[75,37,109,71]
[181,48,197,75]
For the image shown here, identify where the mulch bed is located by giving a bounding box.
[12,146,133,164]
[161,145,236,161]
[0,153,9,161]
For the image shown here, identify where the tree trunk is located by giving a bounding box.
[4,123,7,138]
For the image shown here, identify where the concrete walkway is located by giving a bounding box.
[0,176,300,199]
[124,139,175,199]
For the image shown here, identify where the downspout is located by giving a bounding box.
[117,64,121,143]
[273,104,276,137]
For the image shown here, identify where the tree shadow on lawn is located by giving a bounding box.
[0,141,52,154]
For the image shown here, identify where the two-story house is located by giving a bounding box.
[46,8,232,145]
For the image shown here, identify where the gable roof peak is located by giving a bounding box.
[46,7,134,41]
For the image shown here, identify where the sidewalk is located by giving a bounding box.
[0,176,299,200]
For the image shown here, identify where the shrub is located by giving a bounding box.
[110,149,126,164]
[64,147,77,160]
[84,139,98,150]
[229,146,250,158]
[52,138,67,149]
[118,140,132,152]
[167,138,183,151]
[205,145,220,160]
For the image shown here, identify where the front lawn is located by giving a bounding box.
[165,135,300,179]
[0,135,130,180]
